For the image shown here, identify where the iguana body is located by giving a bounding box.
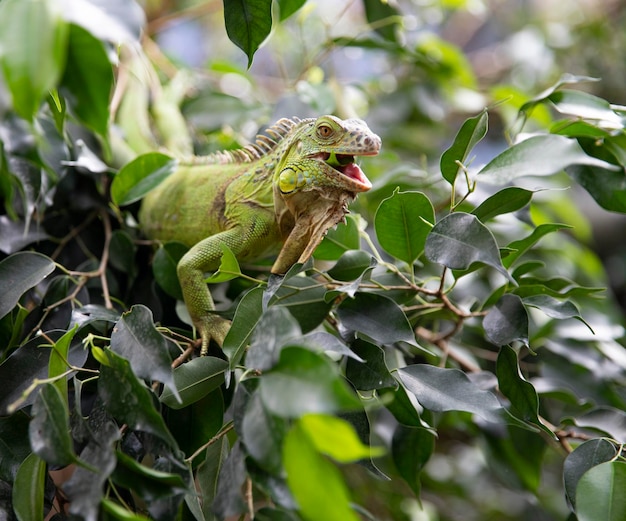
[139,115,381,355]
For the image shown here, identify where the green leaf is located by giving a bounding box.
[502,223,572,268]
[375,189,434,265]
[573,407,626,444]
[345,339,396,391]
[223,0,273,67]
[398,364,505,423]
[483,294,529,346]
[523,294,592,331]
[205,243,242,283]
[425,212,512,281]
[567,163,626,214]
[363,0,400,42]
[61,23,113,137]
[160,356,228,409]
[0,0,68,120]
[440,109,488,185]
[13,452,46,521]
[283,422,360,521]
[315,214,361,260]
[496,345,551,437]
[576,461,626,521]
[478,135,618,185]
[391,425,435,497]
[549,89,622,125]
[336,292,420,348]
[471,187,533,222]
[48,325,78,402]
[0,252,55,320]
[273,275,332,333]
[277,0,306,21]
[152,242,188,300]
[29,383,76,466]
[564,438,617,510]
[196,436,229,520]
[518,74,600,115]
[111,152,178,206]
[259,347,361,418]
[0,412,32,483]
[299,413,384,462]
[224,287,265,370]
[327,250,376,282]
[111,305,181,404]
[98,349,178,448]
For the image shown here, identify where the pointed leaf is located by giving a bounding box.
[111,152,178,206]
[223,0,273,67]
[29,383,76,466]
[392,425,435,497]
[336,292,420,348]
[440,109,488,185]
[375,190,434,265]
[398,364,505,423]
[549,89,622,125]
[478,135,618,185]
[160,356,228,409]
[152,242,188,300]
[196,436,229,520]
[524,294,592,331]
[205,243,242,283]
[576,461,626,521]
[471,187,533,222]
[564,438,617,510]
[224,287,264,370]
[327,250,376,282]
[573,407,626,444]
[0,252,55,319]
[484,294,529,346]
[111,305,180,403]
[503,223,572,268]
[0,0,68,120]
[98,349,177,448]
[567,163,626,214]
[12,452,46,521]
[315,214,360,260]
[425,212,512,281]
[283,422,360,521]
[345,339,396,391]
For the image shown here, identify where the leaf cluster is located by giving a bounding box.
[1,2,626,521]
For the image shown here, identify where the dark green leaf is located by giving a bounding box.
[573,407,626,444]
[260,347,361,418]
[98,349,178,448]
[223,0,273,67]
[564,438,617,509]
[295,331,365,362]
[109,230,138,277]
[152,242,188,300]
[327,250,376,282]
[576,461,626,521]
[345,340,396,391]
[224,287,264,370]
[478,135,618,185]
[277,0,306,21]
[392,425,435,497]
[29,383,75,466]
[111,305,180,404]
[524,294,592,331]
[363,0,400,42]
[425,212,512,281]
[246,306,302,371]
[61,24,113,137]
[111,152,178,206]
[212,441,247,519]
[0,216,49,254]
[375,189,434,265]
[0,252,55,320]
[12,452,46,521]
[0,412,31,482]
[471,187,533,222]
[380,384,424,427]
[336,292,420,348]
[567,163,626,213]
[274,275,332,333]
[502,223,572,268]
[484,294,529,346]
[440,109,488,185]
[315,214,360,260]
[283,421,360,521]
[0,0,68,120]
[196,436,229,520]
[398,364,505,423]
[160,356,228,409]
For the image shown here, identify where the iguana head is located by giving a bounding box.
[271,115,381,274]
[276,115,380,195]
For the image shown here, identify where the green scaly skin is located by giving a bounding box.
[139,115,381,355]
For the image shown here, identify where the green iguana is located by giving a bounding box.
[139,115,381,355]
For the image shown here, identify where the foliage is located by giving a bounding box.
[1,1,626,520]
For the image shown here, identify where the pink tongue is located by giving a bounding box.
[343,163,372,190]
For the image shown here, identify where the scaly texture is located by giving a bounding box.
[139,115,381,355]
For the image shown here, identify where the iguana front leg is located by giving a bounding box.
[177,220,274,355]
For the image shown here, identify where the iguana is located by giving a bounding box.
[139,115,381,355]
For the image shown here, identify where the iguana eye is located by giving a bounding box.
[317,124,333,138]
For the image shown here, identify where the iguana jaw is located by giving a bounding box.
[312,151,373,192]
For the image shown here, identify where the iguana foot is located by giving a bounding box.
[196,315,231,356]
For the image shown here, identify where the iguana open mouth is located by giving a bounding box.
[314,151,372,190]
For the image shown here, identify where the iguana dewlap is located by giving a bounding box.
[139,115,381,355]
